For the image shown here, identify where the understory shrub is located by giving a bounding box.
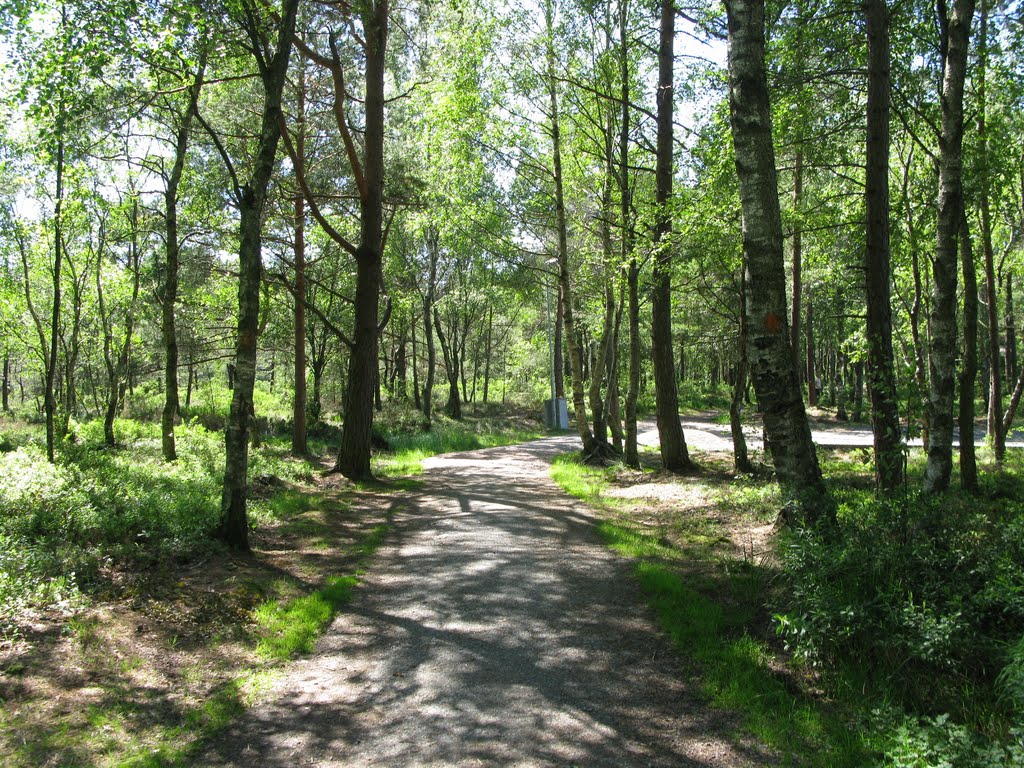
[878,712,1024,768]
[0,423,230,630]
[775,490,1024,722]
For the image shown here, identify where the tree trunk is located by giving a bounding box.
[483,307,492,404]
[44,132,64,463]
[554,284,565,400]
[590,280,615,444]
[959,211,978,491]
[924,0,975,494]
[1002,365,1024,436]
[902,156,931,444]
[434,309,462,420]
[805,296,817,407]
[619,0,639,467]
[853,361,865,421]
[650,0,691,471]
[791,150,803,381]
[311,358,325,423]
[217,0,298,550]
[724,0,830,523]
[978,0,1004,461]
[589,84,617,446]
[731,271,753,472]
[185,360,194,408]
[546,0,595,456]
[1006,276,1018,387]
[292,58,308,456]
[421,230,439,425]
[412,315,421,411]
[162,55,205,462]
[1,354,8,412]
[101,203,142,448]
[336,0,388,481]
[607,280,626,452]
[864,0,905,490]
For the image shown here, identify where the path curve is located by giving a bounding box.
[205,436,774,767]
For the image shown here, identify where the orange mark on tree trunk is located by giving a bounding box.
[764,313,782,334]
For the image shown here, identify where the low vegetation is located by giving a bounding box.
[551,446,1024,767]
[0,407,539,767]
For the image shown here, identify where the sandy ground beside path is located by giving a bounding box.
[203,436,775,767]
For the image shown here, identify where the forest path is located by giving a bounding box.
[204,435,774,767]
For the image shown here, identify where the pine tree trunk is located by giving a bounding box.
[864,0,904,490]
[336,0,387,480]
[924,0,975,494]
[650,0,690,471]
[724,0,830,523]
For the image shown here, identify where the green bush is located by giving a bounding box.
[879,713,1024,768]
[775,492,1024,717]
[677,381,733,412]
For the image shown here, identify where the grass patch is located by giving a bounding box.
[254,575,359,659]
[253,515,393,660]
[0,415,397,768]
[549,454,615,504]
[552,452,871,766]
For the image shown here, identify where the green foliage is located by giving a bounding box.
[0,532,83,636]
[0,420,324,634]
[676,382,733,413]
[878,712,1024,768]
[374,409,543,477]
[254,575,357,659]
[775,492,1024,720]
[601,518,864,765]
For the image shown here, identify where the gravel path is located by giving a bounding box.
[671,414,1024,451]
[204,436,775,767]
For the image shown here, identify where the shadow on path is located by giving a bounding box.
[203,437,776,767]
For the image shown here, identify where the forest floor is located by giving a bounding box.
[8,411,1004,766]
[0,461,398,767]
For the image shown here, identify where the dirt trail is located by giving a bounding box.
[204,436,775,767]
